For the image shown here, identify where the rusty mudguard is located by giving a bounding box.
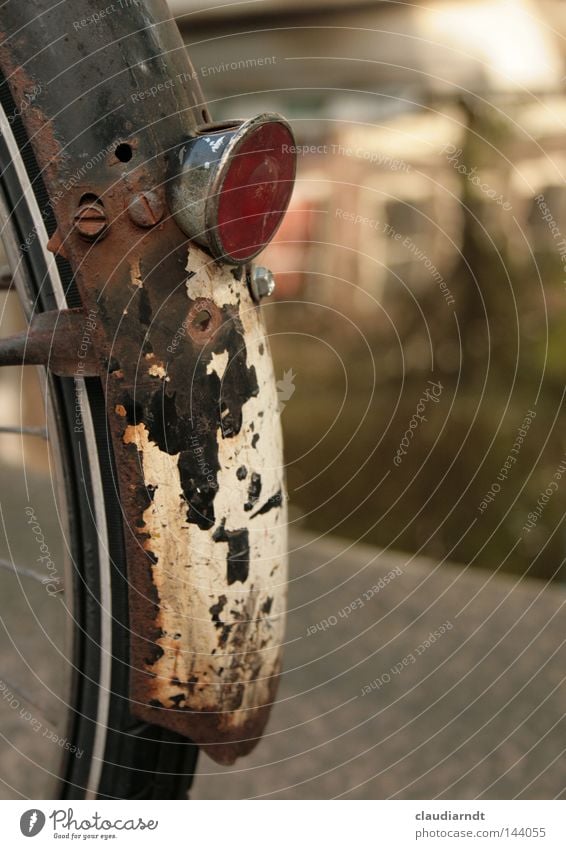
[121,246,288,765]
[0,0,288,764]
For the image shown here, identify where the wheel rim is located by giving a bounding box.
[0,101,112,800]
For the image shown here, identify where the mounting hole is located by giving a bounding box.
[115,142,133,163]
[186,298,219,344]
[192,309,212,332]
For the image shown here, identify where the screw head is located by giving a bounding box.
[74,202,107,240]
[250,266,276,301]
[128,191,164,228]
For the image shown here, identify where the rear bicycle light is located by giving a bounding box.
[168,113,296,265]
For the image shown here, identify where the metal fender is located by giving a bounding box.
[124,246,288,763]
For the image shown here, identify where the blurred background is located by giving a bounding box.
[162,0,566,583]
[171,0,566,797]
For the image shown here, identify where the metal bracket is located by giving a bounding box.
[0,308,99,375]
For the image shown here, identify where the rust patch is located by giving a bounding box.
[46,229,68,259]
[0,43,63,187]
[186,298,222,345]
[129,258,143,288]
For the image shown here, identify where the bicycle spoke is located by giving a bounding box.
[0,425,48,439]
[0,673,61,729]
[0,556,61,589]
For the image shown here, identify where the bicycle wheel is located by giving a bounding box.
[0,0,292,796]
[0,70,199,801]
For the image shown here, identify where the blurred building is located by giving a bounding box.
[168,0,566,314]
[160,0,566,580]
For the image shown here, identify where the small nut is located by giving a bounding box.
[249,266,276,301]
[128,191,164,228]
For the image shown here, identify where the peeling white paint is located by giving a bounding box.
[148,363,168,380]
[206,349,229,380]
[129,258,143,288]
[125,249,287,730]
[185,245,239,305]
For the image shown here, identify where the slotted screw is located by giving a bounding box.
[74,202,108,240]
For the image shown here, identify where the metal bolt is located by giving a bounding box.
[249,266,276,301]
[128,191,164,228]
[74,202,107,240]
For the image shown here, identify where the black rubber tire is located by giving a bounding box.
[0,72,199,801]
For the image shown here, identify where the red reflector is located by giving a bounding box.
[213,121,295,262]
[168,113,297,265]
